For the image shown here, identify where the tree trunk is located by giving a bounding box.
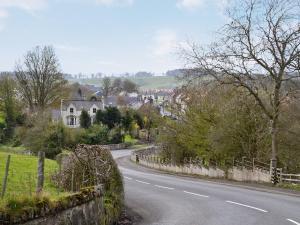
[270,118,278,168]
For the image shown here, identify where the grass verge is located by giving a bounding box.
[0,152,67,208]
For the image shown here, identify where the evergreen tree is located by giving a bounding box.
[80,110,91,129]
[122,110,133,133]
[102,107,122,129]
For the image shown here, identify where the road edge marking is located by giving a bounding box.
[135,180,150,185]
[154,185,174,190]
[124,176,132,180]
[287,219,300,225]
[226,200,268,213]
[183,191,209,198]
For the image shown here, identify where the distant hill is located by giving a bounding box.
[68,75,180,90]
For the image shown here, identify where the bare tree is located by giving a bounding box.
[102,77,112,97]
[183,0,300,168]
[15,46,66,112]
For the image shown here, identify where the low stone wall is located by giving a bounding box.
[228,167,271,183]
[132,148,271,183]
[22,191,104,225]
[102,143,128,150]
[132,155,225,178]
[0,186,119,225]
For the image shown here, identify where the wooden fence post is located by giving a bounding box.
[36,151,45,194]
[1,155,11,198]
[242,157,246,169]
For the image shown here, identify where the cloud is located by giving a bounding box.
[176,0,204,10]
[0,0,47,31]
[176,0,230,11]
[0,0,47,11]
[55,44,86,52]
[97,60,116,66]
[152,29,179,57]
[95,0,134,6]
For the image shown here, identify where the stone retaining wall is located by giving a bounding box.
[1,186,120,225]
[132,148,271,183]
[22,194,104,225]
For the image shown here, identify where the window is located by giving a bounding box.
[70,117,75,125]
[70,108,74,113]
[93,108,97,113]
[68,116,76,126]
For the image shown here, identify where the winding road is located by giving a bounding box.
[112,150,300,225]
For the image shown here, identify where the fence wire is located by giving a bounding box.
[0,153,64,201]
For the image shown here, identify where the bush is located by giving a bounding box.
[64,128,85,149]
[22,114,64,159]
[80,110,91,129]
[109,127,123,144]
[80,125,109,145]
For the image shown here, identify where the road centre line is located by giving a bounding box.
[287,219,300,225]
[183,191,209,198]
[226,201,268,213]
[135,180,150,185]
[154,185,175,190]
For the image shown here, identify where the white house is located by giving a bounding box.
[60,99,104,128]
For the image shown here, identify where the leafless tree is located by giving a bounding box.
[102,77,112,97]
[183,0,300,168]
[15,46,66,112]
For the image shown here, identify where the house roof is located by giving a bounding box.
[61,99,103,111]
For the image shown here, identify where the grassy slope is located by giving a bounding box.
[0,152,62,201]
[0,112,5,124]
[124,135,138,144]
[0,145,26,154]
[68,76,179,90]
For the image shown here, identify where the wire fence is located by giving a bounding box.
[0,152,65,201]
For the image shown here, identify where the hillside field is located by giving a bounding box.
[68,75,180,90]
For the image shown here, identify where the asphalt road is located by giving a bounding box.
[112,150,300,225]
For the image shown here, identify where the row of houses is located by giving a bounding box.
[53,87,185,128]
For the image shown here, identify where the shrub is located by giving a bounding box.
[109,127,123,144]
[22,114,64,158]
[80,125,109,145]
[80,110,91,129]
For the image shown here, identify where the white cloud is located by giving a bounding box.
[176,0,204,10]
[152,29,179,56]
[0,0,47,11]
[0,0,47,31]
[0,9,8,18]
[55,44,86,52]
[95,0,134,6]
[176,0,230,11]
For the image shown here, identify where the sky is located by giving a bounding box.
[0,0,229,75]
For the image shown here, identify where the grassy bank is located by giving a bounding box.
[0,144,26,154]
[0,152,65,204]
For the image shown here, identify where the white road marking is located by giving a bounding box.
[154,185,175,190]
[183,191,209,198]
[226,201,268,213]
[135,180,150,185]
[124,176,132,180]
[287,219,300,225]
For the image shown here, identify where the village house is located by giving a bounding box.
[60,99,104,128]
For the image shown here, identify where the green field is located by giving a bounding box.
[0,152,63,202]
[0,144,26,154]
[68,75,180,90]
[0,112,4,124]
